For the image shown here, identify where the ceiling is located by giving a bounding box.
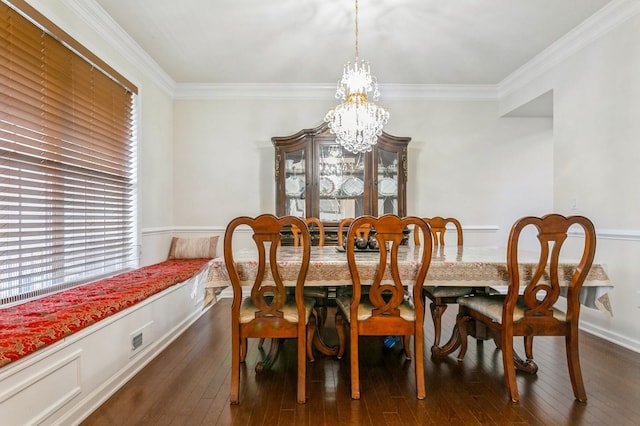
[94,0,614,86]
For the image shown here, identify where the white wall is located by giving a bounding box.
[172,98,553,248]
[172,99,332,226]
[502,12,640,349]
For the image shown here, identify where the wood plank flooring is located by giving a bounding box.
[82,299,640,425]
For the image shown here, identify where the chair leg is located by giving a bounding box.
[501,333,519,403]
[566,328,587,402]
[231,329,241,404]
[297,324,310,404]
[258,337,265,349]
[306,316,316,363]
[493,334,502,349]
[403,335,412,359]
[240,338,248,362]
[430,302,448,348]
[350,326,360,399]
[524,335,534,361]
[414,326,426,399]
[335,312,346,359]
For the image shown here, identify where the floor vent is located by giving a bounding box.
[131,333,143,351]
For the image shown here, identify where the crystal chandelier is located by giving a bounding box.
[324,0,389,154]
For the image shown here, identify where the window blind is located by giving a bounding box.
[0,1,138,305]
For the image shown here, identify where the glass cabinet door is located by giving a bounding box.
[282,147,306,218]
[375,145,402,216]
[316,143,367,223]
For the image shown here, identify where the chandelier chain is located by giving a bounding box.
[354,0,359,61]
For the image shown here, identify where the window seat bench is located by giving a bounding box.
[0,258,212,369]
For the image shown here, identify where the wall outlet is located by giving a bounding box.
[570,196,578,210]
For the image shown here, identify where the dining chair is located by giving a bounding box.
[335,214,433,399]
[292,217,324,247]
[414,216,473,350]
[455,213,596,402]
[225,214,317,404]
[338,217,371,248]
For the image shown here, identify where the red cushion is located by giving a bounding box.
[0,258,210,368]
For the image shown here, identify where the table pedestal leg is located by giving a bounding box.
[432,319,539,374]
[255,338,281,373]
[431,324,462,357]
[512,351,539,374]
[312,325,338,357]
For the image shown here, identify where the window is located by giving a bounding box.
[0,0,138,305]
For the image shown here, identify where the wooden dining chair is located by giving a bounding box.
[414,216,473,350]
[225,214,317,404]
[335,214,433,399]
[455,214,596,403]
[292,217,324,247]
[338,217,371,248]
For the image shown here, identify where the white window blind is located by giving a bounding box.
[0,1,138,305]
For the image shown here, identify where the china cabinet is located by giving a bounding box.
[272,122,410,244]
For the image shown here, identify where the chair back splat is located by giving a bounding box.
[456,213,596,403]
[225,214,316,404]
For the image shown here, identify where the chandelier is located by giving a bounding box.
[324,0,389,154]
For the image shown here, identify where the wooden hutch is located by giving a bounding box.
[272,122,410,245]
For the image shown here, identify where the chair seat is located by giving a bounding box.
[239,296,316,324]
[302,286,329,299]
[456,295,566,323]
[424,286,473,298]
[336,294,416,322]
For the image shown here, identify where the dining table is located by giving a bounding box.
[205,245,613,370]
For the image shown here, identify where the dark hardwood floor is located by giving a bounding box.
[83,299,640,425]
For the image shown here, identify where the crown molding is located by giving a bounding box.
[498,0,640,98]
[173,83,499,101]
[44,0,640,102]
[61,0,175,96]
[173,83,334,100]
[382,84,498,101]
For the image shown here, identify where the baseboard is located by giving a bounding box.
[58,304,212,425]
[580,322,640,354]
